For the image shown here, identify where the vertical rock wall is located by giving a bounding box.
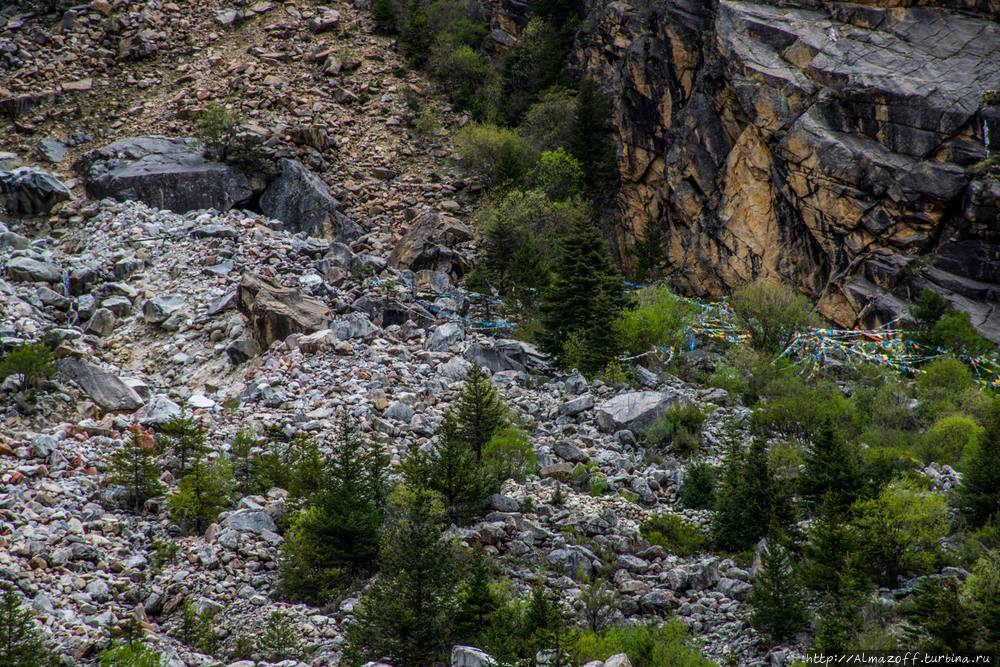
[571,0,1000,339]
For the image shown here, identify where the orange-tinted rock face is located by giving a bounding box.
[571,0,1000,339]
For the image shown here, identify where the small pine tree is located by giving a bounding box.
[110,427,164,515]
[453,550,500,645]
[280,419,386,604]
[632,217,671,285]
[260,611,302,662]
[158,411,208,478]
[712,438,794,553]
[902,578,979,653]
[428,416,487,524]
[959,398,1000,528]
[749,537,809,645]
[904,288,993,357]
[0,584,45,667]
[454,364,509,461]
[798,419,863,513]
[168,454,234,534]
[538,218,629,369]
[483,215,521,294]
[348,488,461,667]
[567,76,613,188]
[680,461,717,510]
[230,428,263,497]
[0,342,55,393]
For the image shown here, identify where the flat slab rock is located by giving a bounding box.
[74,136,252,214]
[54,358,145,413]
[595,390,690,433]
[259,158,360,241]
[237,272,332,350]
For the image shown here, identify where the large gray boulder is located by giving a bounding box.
[74,136,252,213]
[54,358,145,413]
[0,167,71,215]
[426,321,464,351]
[595,391,689,433]
[259,159,361,241]
[6,257,62,283]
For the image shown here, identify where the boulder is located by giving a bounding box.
[83,308,116,337]
[335,312,378,340]
[33,137,68,163]
[426,321,464,351]
[6,257,62,283]
[596,391,690,433]
[143,295,185,323]
[383,401,415,423]
[259,159,361,241]
[74,136,252,213]
[464,342,525,374]
[226,339,259,365]
[387,211,473,277]
[136,395,182,425]
[560,394,594,417]
[605,655,633,667]
[539,462,574,483]
[223,509,277,534]
[439,356,471,380]
[54,358,144,412]
[237,273,332,350]
[452,646,496,667]
[547,546,594,579]
[553,440,589,464]
[0,168,71,216]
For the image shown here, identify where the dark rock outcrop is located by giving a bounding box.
[259,159,361,241]
[74,136,252,214]
[572,0,1000,339]
[386,211,473,278]
[54,358,145,413]
[0,168,71,216]
[237,273,332,351]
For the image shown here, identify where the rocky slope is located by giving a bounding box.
[571,0,1000,340]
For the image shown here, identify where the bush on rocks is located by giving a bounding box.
[0,583,46,667]
[0,342,54,393]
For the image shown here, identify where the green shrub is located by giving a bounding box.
[158,411,208,478]
[174,601,217,656]
[644,405,706,456]
[902,577,980,653]
[853,478,948,585]
[639,513,709,556]
[903,288,993,358]
[195,103,241,162]
[571,620,714,667]
[230,428,265,497]
[0,584,45,667]
[768,441,804,480]
[518,87,576,152]
[680,461,717,510]
[752,380,854,441]
[0,342,54,392]
[616,285,697,357]
[533,148,584,201]
[959,398,1000,529]
[454,122,536,186]
[915,356,977,420]
[918,414,983,468]
[853,382,917,432]
[860,444,921,496]
[98,644,162,667]
[728,280,817,356]
[482,424,537,486]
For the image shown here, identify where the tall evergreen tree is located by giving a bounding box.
[798,419,863,513]
[428,416,487,524]
[567,77,613,186]
[453,550,500,645]
[712,438,793,553]
[109,427,164,515]
[959,398,1000,528]
[902,578,980,653]
[749,538,809,645]
[348,489,461,667]
[453,364,508,461]
[483,215,520,294]
[281,420,386,604]
[538,218,628,369]
[631,216,671,285]
[168,454,233,534]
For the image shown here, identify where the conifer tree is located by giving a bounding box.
[632,217,671,285]
[281,419,386,604]
[538,218,628,369]
[567,77,613,186]
[902,578,979,653]
[712,438,793,553]
[798,418,863,513]
[453,364,508,461]
[159,411,208,478]
[348,489,460,667]
[483,215,520,294]
[169,453,233,534]
[110,427,165,515]
[959,398,1000,528]
[453,550,500,645]
[428,416,486,524]
[749,538,808,645]
[0,584,45,667]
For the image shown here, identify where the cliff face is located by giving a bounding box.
[571,0,1000,339]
